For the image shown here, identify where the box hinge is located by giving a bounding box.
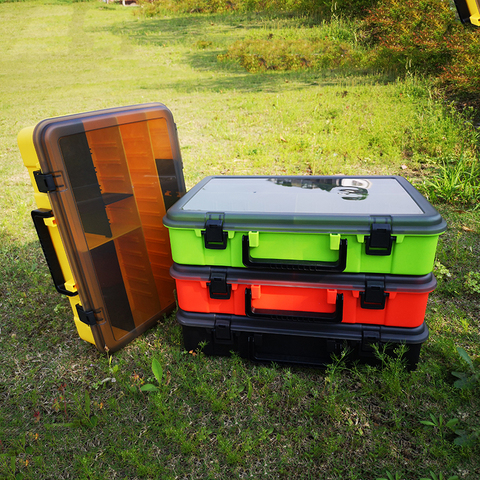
[214,315,232,341]
[365,220,395,256]
[34,170,57,193]
[76,305,97,326]
[207,268,231,299]
[202,213,228,250]
[360,276,389,310]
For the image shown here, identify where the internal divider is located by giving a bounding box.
[119,119,176,308]
[85,123,172,338]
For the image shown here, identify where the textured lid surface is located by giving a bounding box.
[165,175,447,235]
[182,177,423,215]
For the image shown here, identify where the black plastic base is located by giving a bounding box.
[177,309,428,371]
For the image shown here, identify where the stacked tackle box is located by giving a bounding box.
[164,175,446,369]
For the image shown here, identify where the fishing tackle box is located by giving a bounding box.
[18,103,185,352]
[177,309,429,370]
[170,263,437,328]
[163,175,446,276]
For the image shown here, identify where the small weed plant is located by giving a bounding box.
[452,347,480,390]
[420,154,480,208]
[140,358,164,392]
[463,271,480,294]
[420,414,459,443]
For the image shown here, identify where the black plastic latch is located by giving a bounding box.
[207,269,231,299]
[202,213,228,250]
[34,170,56,193]
[360,276,389,310]
[362,325,381,352]
[214,316,232,341]
[365,222,395,256]
[76,305,96,326]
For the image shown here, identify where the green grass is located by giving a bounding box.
[0,2,479,479]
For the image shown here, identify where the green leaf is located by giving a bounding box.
[420,420,436,426]
[453,376,473,389]
[89,415,98,428]
[15,473,24,480]
[140,383,158,392]
[453,434,475,447]
[457,347,474,371]
[446,418,459,429]
[152,358,163,385]
[25,446,33,455]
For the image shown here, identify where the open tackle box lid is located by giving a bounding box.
[18,103,185,352]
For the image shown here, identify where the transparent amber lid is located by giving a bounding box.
[32,103,185,351]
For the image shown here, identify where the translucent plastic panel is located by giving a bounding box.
[57,117,182,342]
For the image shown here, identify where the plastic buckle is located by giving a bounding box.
[76,305,96,326]
[214,316,232,342]
[360,277,389,310]
[202,213,228,250]
[34,170,56,193]
[365,223,395,256]
[207,270,231,300]
[361,325,381,352]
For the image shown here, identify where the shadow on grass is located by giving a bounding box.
[107,12,398,93]
[0,231,73,343]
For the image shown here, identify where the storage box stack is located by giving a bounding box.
[18,104,446,366]
[164,175,446,369]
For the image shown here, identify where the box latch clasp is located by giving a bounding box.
[361,325,381,352]
[34,170,57,193]
[214,315,232,342]
[365,221,395,256]
[360,276,389,310]
[207,268,231,299]
[203,213,228,250]
[76,305,97,326]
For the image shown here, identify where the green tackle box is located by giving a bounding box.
[163,175,446,275]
